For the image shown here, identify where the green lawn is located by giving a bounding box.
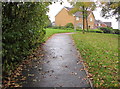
[43,28,75,41]
[72,32,119,87]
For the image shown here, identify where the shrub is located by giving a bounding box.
[66,28,73,30]
[95,31,103,33]
[59,26,65,29]
[51,26,66,30]
[112,29,120,34]
[52,26,59,29]
[88,29,103,33]
[2,2,49,74]
[65,23,74,29]
[99,27,112,33]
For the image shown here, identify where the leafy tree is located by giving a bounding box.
[101,1,120,20]
[68,0,96,33]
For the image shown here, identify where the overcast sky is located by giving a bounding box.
[47,0,118,29]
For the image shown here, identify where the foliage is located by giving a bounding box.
[65,28,74,30]
[72,32,119,87]
[2,2,50,74]
[101,2,120,20]
[51,24,74,30]
[88,29,103,33]
[65,23,74,29]
[112,29,120,34]
[51,26,65,29]
[45,17,52,28]
[44,28,74,41]
[99,27,112,33]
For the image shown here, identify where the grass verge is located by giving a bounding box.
[44,28,75,41]
[72,32,119,87]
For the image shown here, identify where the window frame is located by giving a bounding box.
[76,17,79,21]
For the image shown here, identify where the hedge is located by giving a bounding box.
[2,2,50,75]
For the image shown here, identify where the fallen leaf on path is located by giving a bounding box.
[33,79,37,82]
[38,68,42,71]
[51,70,54,73]
[65,65,68,68]
[34,65,38,68]
[21,77,26,81]
[46,61,50,63]
[87,73,93,78]
[54,76,58,79]
[71,72,77,76]
[79,68,85,71]
[28,74,35,77]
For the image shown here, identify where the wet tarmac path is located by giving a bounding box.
[22,33,91,87]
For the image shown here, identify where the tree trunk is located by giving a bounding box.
[82,6,85,34]
[74,16,76,31]
[85,8,89,32]
[86,14,89,32]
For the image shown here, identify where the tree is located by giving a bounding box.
[68,0,96,33]
[101,1,120,20]
[84,2,96,31]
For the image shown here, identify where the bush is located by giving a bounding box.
[51,23,74,30]
[112,29,120,34]
[2,2,49,74]
[66,28,73,30]
[88,29,103,33]
[95,31,103,33]
[99,27,112,33]
[65,23,74,29]
[51,26,59,29]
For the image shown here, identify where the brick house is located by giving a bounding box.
[55,7,95,29]
[95,20,112,28]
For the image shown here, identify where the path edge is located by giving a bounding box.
[69,34,94,89]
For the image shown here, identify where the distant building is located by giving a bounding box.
[95,20,112,28]
[52,21,55,26]
[55,7,95,29]
[104,22,112,27]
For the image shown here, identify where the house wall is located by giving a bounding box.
[55,8,75,26]
[55,8,95,29]
[74,13,95,29]
[87,13,95,29]
[75,17,83,28]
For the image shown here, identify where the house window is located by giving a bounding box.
[76,17,79,21]
[90,18,92,21]
[99,24,101,26]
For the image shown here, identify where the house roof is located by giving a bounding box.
[74,11,82,17]
[56,7,94,18]
[65,7,92,17]
[64,7,73,11]
[95,20,111,27]
[95,20,105,24]
[104,22,111,27]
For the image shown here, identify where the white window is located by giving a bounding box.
[90,18,92,21]
[76,17,79,21]
[99,24,101,26]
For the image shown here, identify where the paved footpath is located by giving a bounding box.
[22,33,91,87]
